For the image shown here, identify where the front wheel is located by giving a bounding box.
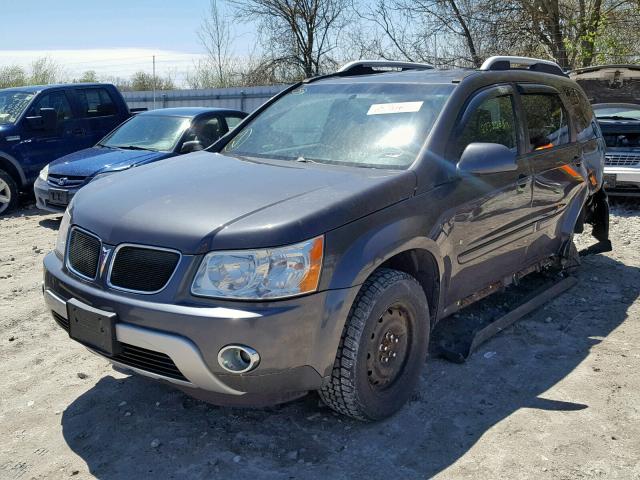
[0,169,18,216]
[319,268,430,421]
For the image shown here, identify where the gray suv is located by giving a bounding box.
[43,57,609,420]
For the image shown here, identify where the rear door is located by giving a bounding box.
[73,87,123,148]
[517,85,586,263]
[446,85,535,304]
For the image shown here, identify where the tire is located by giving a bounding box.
[319,268,430,421]
[0,169,18,216]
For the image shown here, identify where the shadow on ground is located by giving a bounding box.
[60,255,638,479]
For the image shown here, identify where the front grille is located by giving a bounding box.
[67,228,101,279]
[47,174,87,188]
[605,153,640,167]
[113,343,188,382]
[109,246,180,293]
[52,311,70,331]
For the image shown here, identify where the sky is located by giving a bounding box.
[0,0,256,84]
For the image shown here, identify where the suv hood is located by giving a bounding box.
[70,151,416,253]
[49,147,172,178]
[570,65,640,104]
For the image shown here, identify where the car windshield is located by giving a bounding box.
[594,105,640,121]
[223,82,454,169]
[99,115,191,152]
[0,91,35,125]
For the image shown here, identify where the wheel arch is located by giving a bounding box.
[376,248,441,324]
[0,152,27,188]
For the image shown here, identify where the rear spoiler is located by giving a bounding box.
[129,107,148,115]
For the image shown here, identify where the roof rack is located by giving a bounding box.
[337,60,434,76]
[480,56,567,77]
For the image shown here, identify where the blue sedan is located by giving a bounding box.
[34,107,246,212]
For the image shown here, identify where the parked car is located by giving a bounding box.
[34,107,247,212]
[43,58,609,420]
[0,83,138,215]
[571,65,640,197]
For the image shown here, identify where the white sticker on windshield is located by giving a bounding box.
[367,101,423,115]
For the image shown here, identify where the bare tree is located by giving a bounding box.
[130,71,176,91]
[229,0,351,78]
[0,65,27,88]
[196,0,236,87]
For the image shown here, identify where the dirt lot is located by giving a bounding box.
[1,198,639,480]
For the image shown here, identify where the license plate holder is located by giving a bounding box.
[604,174,617,189]
[48,188,69,205]
[67,299,119,356]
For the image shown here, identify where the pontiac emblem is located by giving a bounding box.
[99,246,113,277]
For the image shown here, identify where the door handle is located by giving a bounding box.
[72,128,85,136]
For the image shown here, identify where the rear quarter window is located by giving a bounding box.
[563,87,595,141]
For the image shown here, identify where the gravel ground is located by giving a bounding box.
[1,198,639,480]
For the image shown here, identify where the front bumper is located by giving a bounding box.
[34,177,79,213]
[604,166,640,196]
[43,252,358,398]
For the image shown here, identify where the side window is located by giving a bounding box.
[28,91,72,121]
[562,87,594,141]
[457,95,517,156]
[77,88,116,117]
[521,93,569,151]
[225,115,244,131]
[185,117,222,148]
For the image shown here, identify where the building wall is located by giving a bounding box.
[122,85,290,113]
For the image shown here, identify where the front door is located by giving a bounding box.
[446,85,535,305]
[18,89,85,182]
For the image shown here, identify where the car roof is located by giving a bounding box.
[139,107,246,118]
[0,83,113,94]
[316,68,472,86]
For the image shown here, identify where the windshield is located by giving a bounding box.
[223,82,454,169]
[100,115,191,151]
[0,91,35,125]
[594,105,640,121]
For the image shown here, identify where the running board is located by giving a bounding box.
[432,275,578,363]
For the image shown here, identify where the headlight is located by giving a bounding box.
[39,164,49,182]
[55,207,71,257]
[191,236,324,300]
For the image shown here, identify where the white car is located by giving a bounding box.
[571,65,640,197]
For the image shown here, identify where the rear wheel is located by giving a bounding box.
[319,268,430,421]
[0,169,18,216]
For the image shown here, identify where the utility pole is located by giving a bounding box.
[152,55,157,110]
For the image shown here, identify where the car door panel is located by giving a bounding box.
[445,85,535,305]
[518,85,587,263]
[17,89,85,181]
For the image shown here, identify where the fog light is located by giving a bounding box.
[217,345,260,373]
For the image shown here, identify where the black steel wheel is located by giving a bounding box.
[319,268,430,421]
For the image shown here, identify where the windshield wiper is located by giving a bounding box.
[296,156,321,164]
[113,145,152,151]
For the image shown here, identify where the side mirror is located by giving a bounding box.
[25,108,57,131]
[180,140,204,154]
[457,142,517,176]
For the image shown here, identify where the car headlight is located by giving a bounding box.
[55,207,71,257]
[191,236,324,300]
[39,164,49,182]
